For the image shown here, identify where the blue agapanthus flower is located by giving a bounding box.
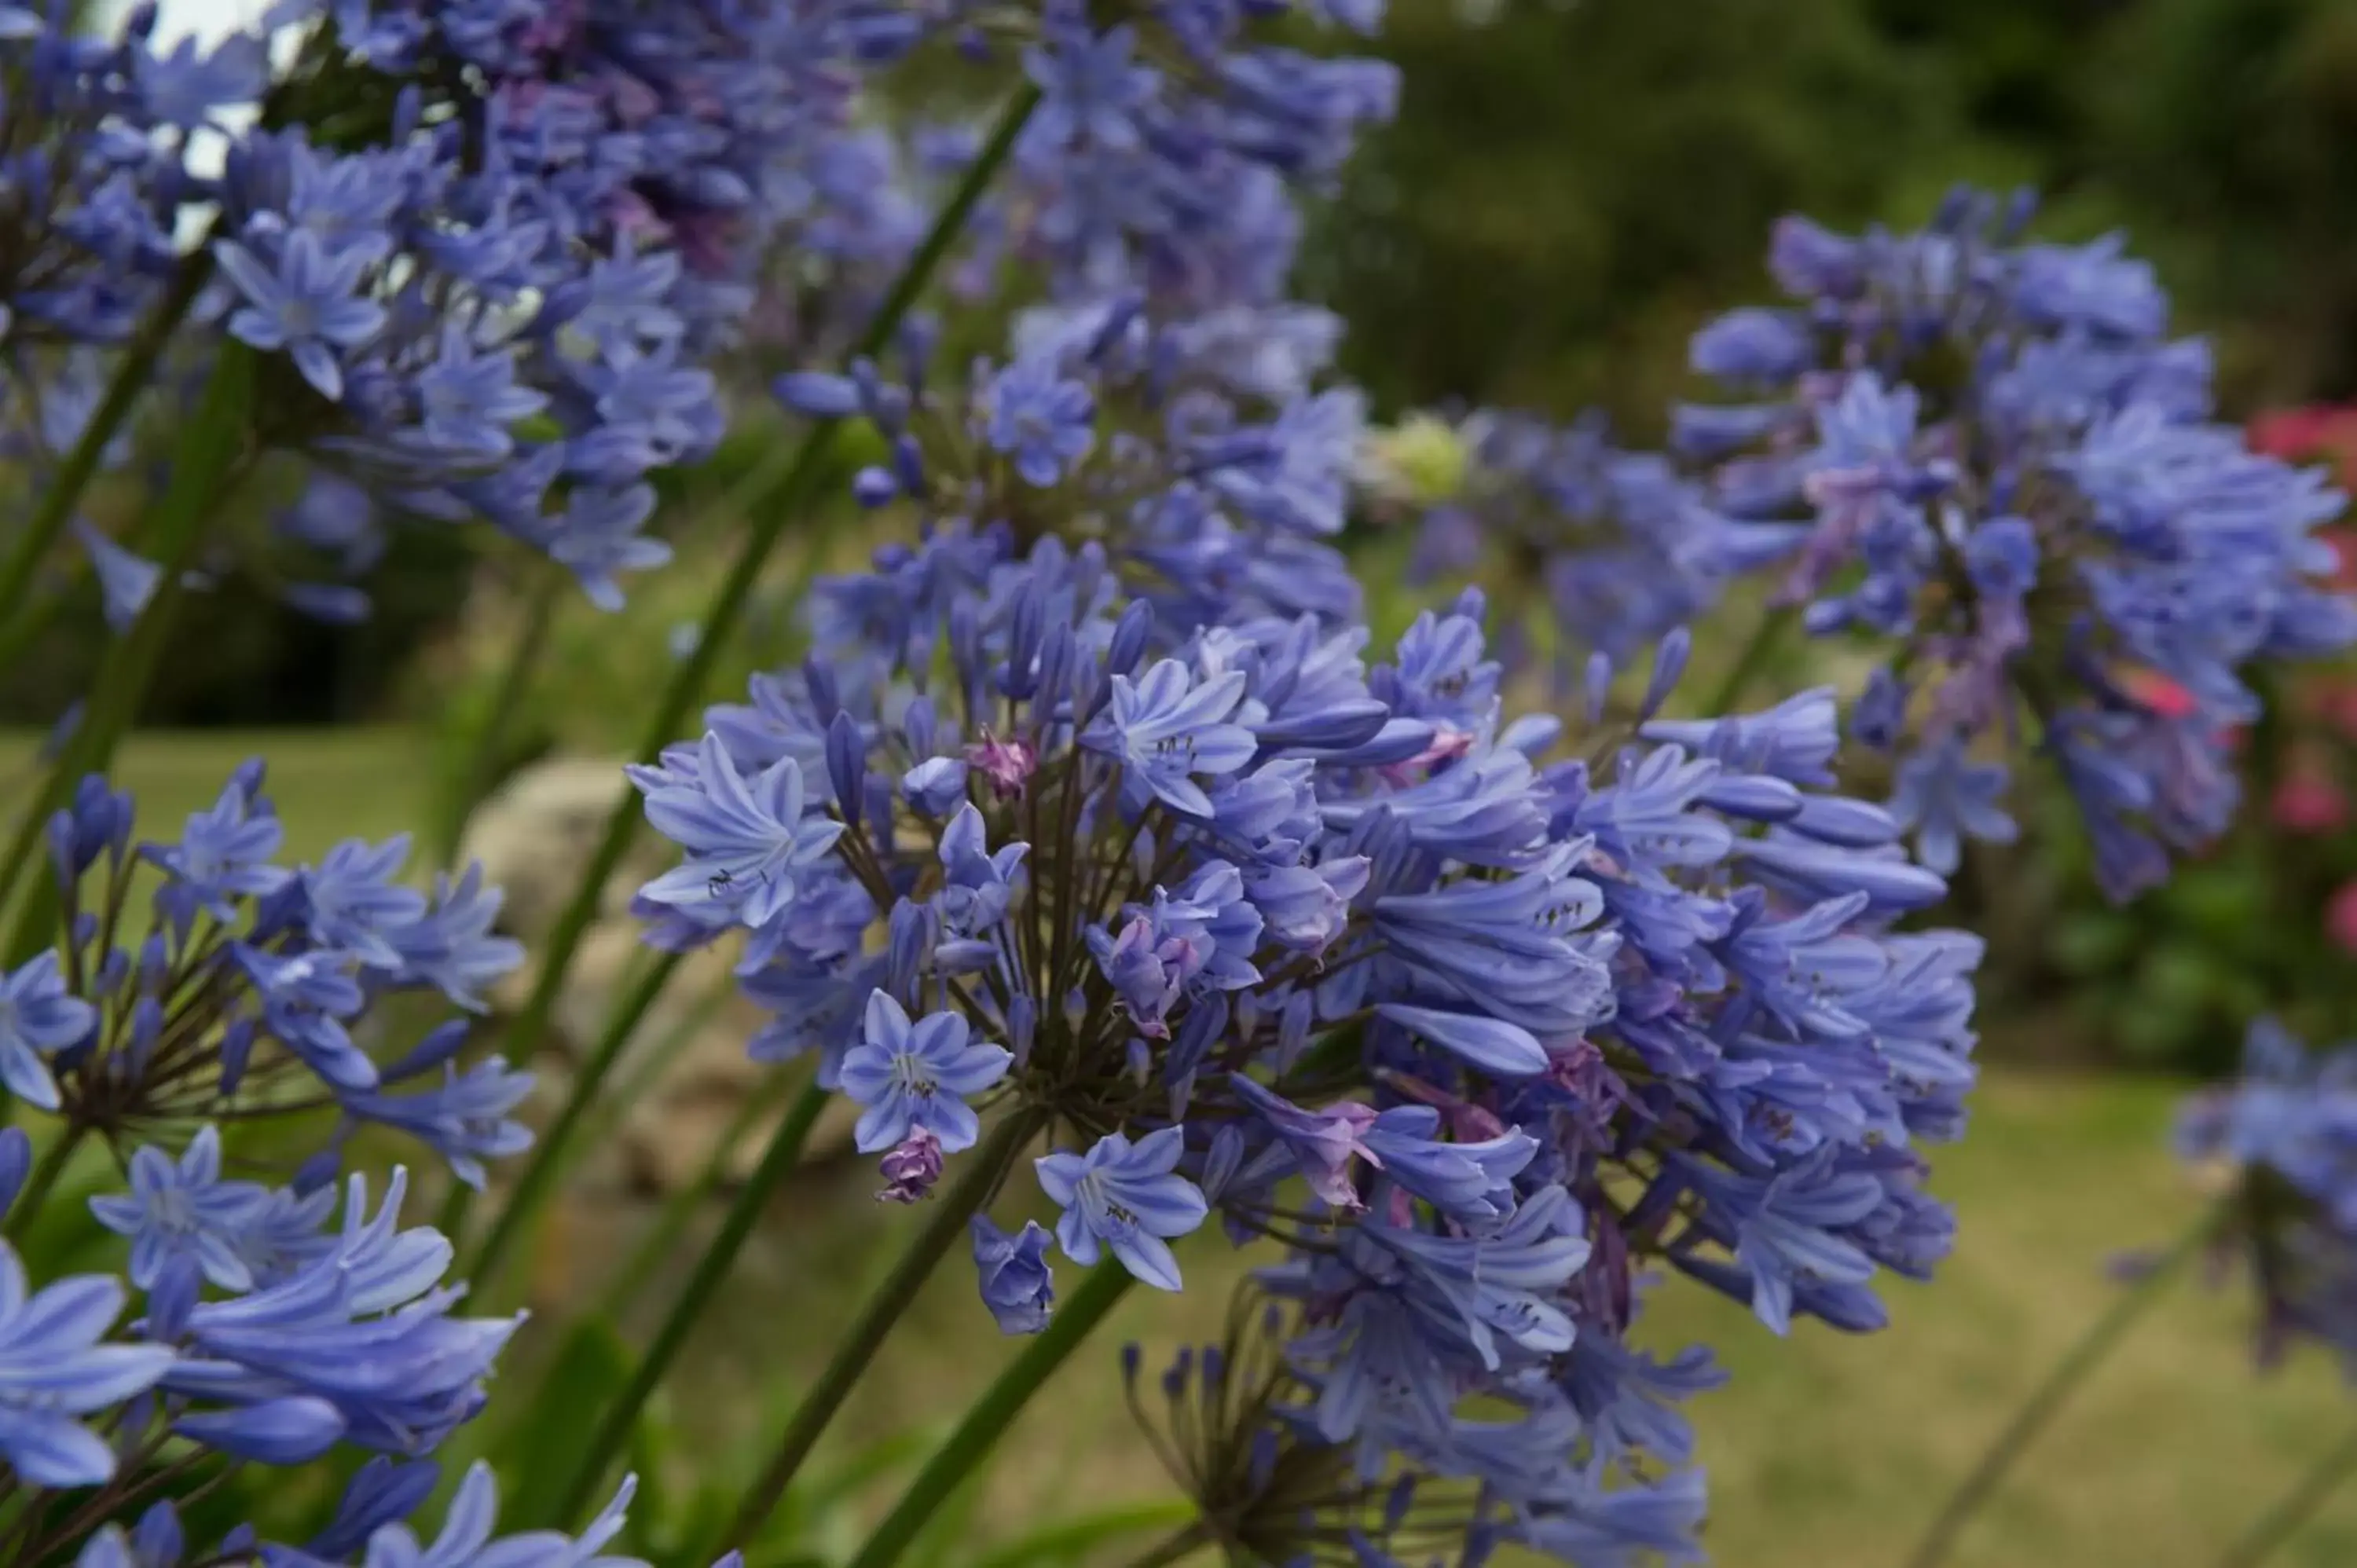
[970,1216,1056,1335]
[634,735,848,932]
[1085,659,1260,818]
[0,951,96,1111]
[0,1243,174,1486]
[983,354,1096,486]
[1036,1129,1211,1292]
[90,1126,270,1291]
[167,1170,519,1460]
[838,991,1013,1154]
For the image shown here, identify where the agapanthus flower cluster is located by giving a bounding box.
[2178,1019,2357,1372]
[0,1150,517,1513]
[0,1129,676,1568]
[775,297,1373,642]
[0,0,963,628]
[633,533,1983,1563]
[32,761,531,1190]
[999,1,1397,325]
[197,0,957,612]
[1673,186,2357,898]
[1404,408,1803,682]
[68,1460,651,1568]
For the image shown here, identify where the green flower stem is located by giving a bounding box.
[717,1106,1050,1557]
[548,1077,830,1528]
[470,80,1043,1241]
[1903,1202,2220,1568]
[841,1258,1139,1568]
[462,948,684,1296]
[1701,600,1798,716]
[591,1062,808,1324]
[0,255,214,648]
[576,967,740,1157]
[0,344,258,946]
[1115,1526,1209,1568]
[2218,1420,2357,1568]
[430,566,564,866]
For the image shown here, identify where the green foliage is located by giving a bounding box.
[2089,0,2357,400]
[496,1317,639,1532]
[1311,0,1961,422]
[1307,0,2357,427]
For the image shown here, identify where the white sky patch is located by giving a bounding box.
[100,0,269,46]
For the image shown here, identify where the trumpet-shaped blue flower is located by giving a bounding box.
[90,1126,270,1291]
[1036,1127,1209,1291]
[970,1216,1056,1335]
[355,1460,643,1568]
[1888,738,2018,874]
[387,866,524,1013]
[838,992,1011,1154]
[0,1244,174,1486]
[214,230,387,402]
[0,952,95,1111]
[984,356,1095,486]
[339,1057,536,1192]
[298,837,428,972]
[145,773,288,925]
[1085,659,1259,818]
[169,1171,517,1457]
[636,735,847,930]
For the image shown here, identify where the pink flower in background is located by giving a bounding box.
[2272,772,2348,834]
[2249,405,2357,473]
[2329,881,2357,955]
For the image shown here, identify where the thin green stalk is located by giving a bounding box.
[1903,1203,2220,1568]
[2217,1421,2357,1568]
[579,969,740,1157]
[548,1079,830,1528]
[431,567,563,866]
[461,80,1040,1276]
[970,1502,1198,1568]
[0,256,214,647]
[1112,1525,1208,1568]
[1701,601,1798,716]
[464,948,684,1297]
[842,1260,1138,1568]
[2,1124,87,1241]
[591,1052,803,1325]
[0,345,257,939]
[717,1107,1049,1556]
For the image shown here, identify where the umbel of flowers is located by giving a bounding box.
[2179,1019,2357,1371]
[0,0,952,630]
[1667,187,2357,899]
[633,525,1984,1563]
[0,765,647,1567]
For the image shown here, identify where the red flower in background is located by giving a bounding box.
[2272,772,2349,835]
[2249,405,2357,472]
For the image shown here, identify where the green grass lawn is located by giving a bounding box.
[0,727,424,862]
[27,729,2357,1566]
